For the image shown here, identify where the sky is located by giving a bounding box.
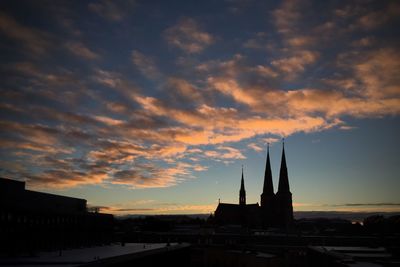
[0,0,399,215]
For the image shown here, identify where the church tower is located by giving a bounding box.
[275,141,293,227]
[260,144,275,225]
[239,166,246,206]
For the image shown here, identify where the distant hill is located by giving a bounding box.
[294,211,400,222]
[116,211,400,223]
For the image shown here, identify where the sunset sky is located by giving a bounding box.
[0,0,399,215]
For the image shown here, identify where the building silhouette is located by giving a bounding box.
[0,177,113,254]
[214,142,293,228]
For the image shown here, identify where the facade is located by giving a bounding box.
[0,177,114,254]
[214,143,293,228]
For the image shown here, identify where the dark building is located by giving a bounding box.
[214,142,293,228]
[0,177,113,255]
[214,168,261,227]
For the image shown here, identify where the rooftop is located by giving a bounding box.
[0,243,188,267]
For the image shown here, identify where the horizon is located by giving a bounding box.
[1,0,399,216]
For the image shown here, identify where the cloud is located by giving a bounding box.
[93,115,125,126]
[249,65,278,78]
[131,50,161,80]
[88,0,136,21]
[352,48,400,99]
[208,77,258,106]
[243,32,268,50]
[65,41,100,60]
[351,36,376,47]
[164,17,214,53]
[2,45,399,190]
[196,54,244,77]
[247,143,263,152]
[102,200,216,215]
[339,125,357,131]
[0,12,51,56]
[111,162,193,188]
[273,0,304,35]
[262,137,280,144]
[165,77,206,104]
[204,146,246,160]
[193,164,208,172]
[1,0,399,193]
[286,35,314,47]
[271,50,319,76]
[27,169,109,189]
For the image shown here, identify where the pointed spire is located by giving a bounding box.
[240,165,245,191]
[262,143,274,196]
[278,139,290,193]
[239,165,246,205]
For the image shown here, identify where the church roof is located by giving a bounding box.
[216,202,259,212]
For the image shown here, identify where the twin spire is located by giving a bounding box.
[240,141,290,206]
[264,140,290,195]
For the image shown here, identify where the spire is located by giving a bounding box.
[240,165,245,191]
[262,143,274,196]
[239,165,246,205]
[278,139,290,193]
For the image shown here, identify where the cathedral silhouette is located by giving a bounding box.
[214,142,293,228]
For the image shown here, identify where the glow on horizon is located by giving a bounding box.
[0,0,399,215]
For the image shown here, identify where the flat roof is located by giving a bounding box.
[0,243,188,267]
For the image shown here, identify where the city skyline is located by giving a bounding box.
[0,0,399,215]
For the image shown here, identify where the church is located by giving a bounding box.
[214,142,293,228]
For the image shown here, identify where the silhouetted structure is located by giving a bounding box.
[214,142,293,228]
[214,167,260,227]
[0,177,113,255]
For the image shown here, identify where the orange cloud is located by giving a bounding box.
[28,169,109,189]
[105,202,216,215]
[208,77,258,106]
[111,162,193,189]
[271,50,319,75]
[93,115,125,126]
[204,146,245,160]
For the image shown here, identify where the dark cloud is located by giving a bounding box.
[164,17,215,54]
[88,0,136,22]
[0,12,52,56]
